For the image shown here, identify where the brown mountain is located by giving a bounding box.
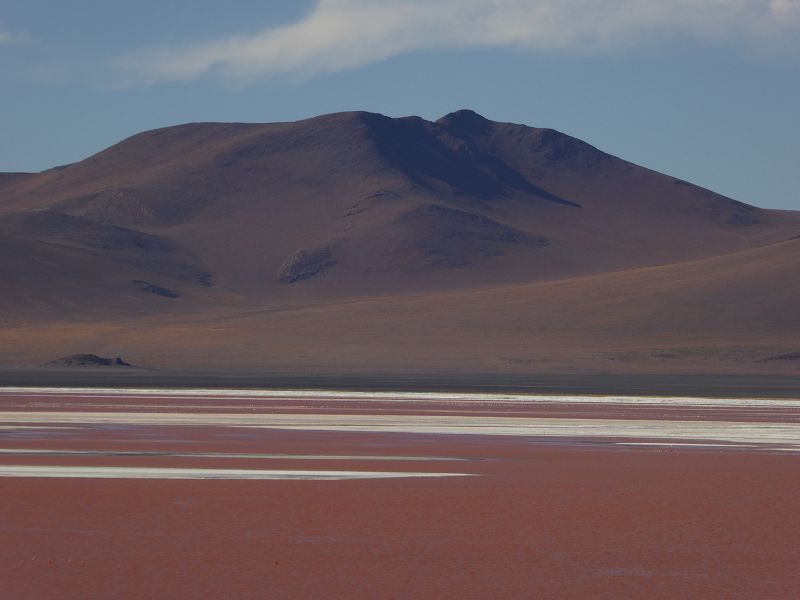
[1,110,798,375]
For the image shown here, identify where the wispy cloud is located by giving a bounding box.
[119,0,800,84]
[0,22,30,46]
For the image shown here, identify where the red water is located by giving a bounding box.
[1,392,799,599]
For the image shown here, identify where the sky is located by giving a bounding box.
[1,0,798,209]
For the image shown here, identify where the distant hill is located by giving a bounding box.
[1,110,798,375]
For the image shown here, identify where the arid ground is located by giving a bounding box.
[2,388,799,599]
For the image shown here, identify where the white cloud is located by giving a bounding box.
[0,22,30,45]
[771,0,800,12]
[120,0,800,84]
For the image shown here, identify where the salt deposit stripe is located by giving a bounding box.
[0,465,473,480]
[2,387,799,406]
[4,411,800,445]
[0,449,465,461]
[615,442,758,448]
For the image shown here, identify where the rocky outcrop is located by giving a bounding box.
[45,354,132,367]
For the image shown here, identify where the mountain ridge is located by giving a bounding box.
[1,109,798,374]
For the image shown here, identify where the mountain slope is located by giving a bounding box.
[2,236,798,373]
[1,109,798,374]
[3,110,798,313]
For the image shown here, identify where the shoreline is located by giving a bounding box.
[1,369,799,398]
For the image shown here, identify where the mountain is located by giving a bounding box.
[1,110,798,375]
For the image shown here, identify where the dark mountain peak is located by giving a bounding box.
[436,109,493,136]
[438,108,489,123]
[311,110,386,125]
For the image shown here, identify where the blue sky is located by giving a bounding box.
[1,0,798,209]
